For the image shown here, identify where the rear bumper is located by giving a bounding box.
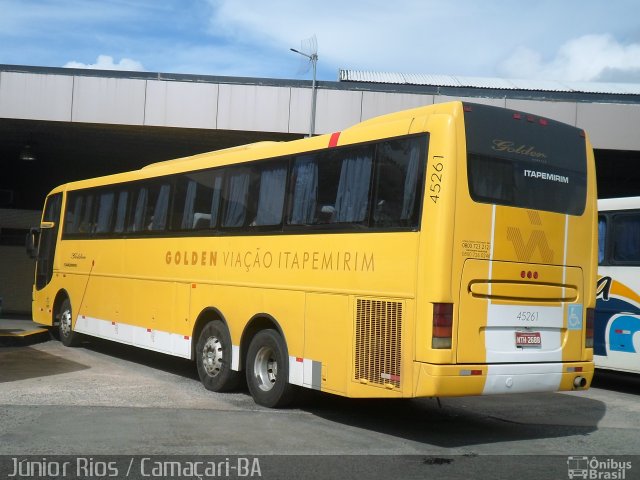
[412,361,594,397]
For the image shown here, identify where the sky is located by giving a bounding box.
[1,0,640,83]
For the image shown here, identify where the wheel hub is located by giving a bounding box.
[202,336,223,377]
[253,346,278,392]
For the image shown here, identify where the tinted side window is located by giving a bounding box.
[222,167,251,228]
[372,136,426,228]
[612,214,640,263]
[95,191,115,234]
[253,161,287,227]
[65,191,95,235]
[173,170,224,231]
[288,145,373,226]
[128,181,171,232]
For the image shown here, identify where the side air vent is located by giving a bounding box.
[355,298,402,389]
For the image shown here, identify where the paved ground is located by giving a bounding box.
[1,337,639,479]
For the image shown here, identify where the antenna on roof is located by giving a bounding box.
[290,35,318,137]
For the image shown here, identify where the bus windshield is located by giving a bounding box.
[464,103,587,215]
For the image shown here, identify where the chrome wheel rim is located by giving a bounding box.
[202,336,223,377]
[60,309,72,337]
[253,346,278,392]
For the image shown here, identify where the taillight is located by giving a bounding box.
[585,308,595,348]
[432,303,453,349]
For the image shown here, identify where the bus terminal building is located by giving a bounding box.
[1,64,639,313]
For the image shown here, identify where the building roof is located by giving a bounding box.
[338,69,640,96]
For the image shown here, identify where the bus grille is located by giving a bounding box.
[355,299,402,389]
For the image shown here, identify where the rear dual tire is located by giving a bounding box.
[245,329,296,408]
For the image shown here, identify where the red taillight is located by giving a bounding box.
[513,113,522,120]
[585,308,595,348]
[432,303,453,349]
[539,118,548,126]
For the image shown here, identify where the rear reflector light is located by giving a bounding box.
[585,308,595,348]
[460,369,482,376]
[567,366,583,373]
[432,303,453,349]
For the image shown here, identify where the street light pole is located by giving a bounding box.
[290,48,318,137]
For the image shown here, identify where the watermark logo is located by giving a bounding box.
[567,456,632,479]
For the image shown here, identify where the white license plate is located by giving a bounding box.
[515,331,541,347]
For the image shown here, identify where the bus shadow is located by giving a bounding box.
[298,390,605,449]
[79,336,199,381]
[0,345,90,383]
[592,369,640,395]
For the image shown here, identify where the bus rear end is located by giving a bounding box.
[415,102,597,397]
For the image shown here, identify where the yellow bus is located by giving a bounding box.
[27,101,597,407]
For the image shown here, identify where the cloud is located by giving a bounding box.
[63,55,145,72]
[499,34,640,83]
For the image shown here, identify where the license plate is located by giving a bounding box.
[515,331,541,347]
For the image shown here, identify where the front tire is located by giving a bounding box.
[196,320,240,392]
[245,329,296,408]
[58,298,81,347]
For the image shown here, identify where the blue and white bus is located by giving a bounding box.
[596,197,640,374]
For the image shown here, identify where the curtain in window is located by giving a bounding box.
[80,195,94,233]
[70,196,84,233]
[224,171,250,227]
[131,188,148,232]
[598,217,607,263]
[151,184,171,231]
[334,154,372,222]
[210,174,223,228]
[114,191,128,233]
[96,192,115,233]
[255,165,287,226]
[181,181,197,229]
[401,145,420,220]
[290,156,318,225]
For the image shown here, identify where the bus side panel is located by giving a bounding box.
[595,267,640,373]
[414,111,460,365]
[304,293,350,394]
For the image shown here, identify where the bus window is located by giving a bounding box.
[253,162,287,227]
[149,184,170,231]
[222,168,251,228]
[173,171,210,230]
[465,105,587,215]
[612,214,640,263]
[289,155,318,225]
[95,191,115,234]
[372,136,426,228]
[114,190,129,233]
[128,186,148,232]
[128,182,171,232]
[288,145,373,226]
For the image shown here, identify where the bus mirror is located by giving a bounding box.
[26,227,40,259]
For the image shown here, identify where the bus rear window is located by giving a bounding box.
[464,103,587,215]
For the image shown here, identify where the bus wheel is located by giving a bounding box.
[58,298,81,347]
[196,320,240,392]
[246,329,296,408]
